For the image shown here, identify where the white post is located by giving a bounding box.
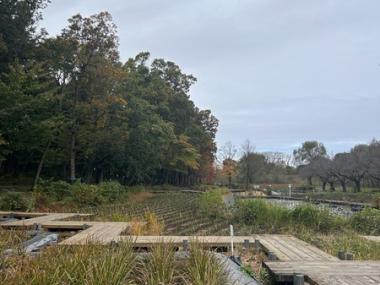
[230,224,234,256]
[288,184,292,198]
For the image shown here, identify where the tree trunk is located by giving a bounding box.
[308,176,313,186]
[32,139,52,190]
[69,134,76,183]
[329,182,335,191]
[354,180,361,192]
[322,181,327,191]
[341,181,347,192]
[228,175,232,189]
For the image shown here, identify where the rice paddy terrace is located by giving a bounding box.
[1,191,380,285]
[78,191,232,236]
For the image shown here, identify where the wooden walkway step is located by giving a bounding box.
[60,222,131,245]
[258,234,338,261]
[264,261,380,284]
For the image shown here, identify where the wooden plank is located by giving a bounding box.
[60,222,131,245]
[257,235,294,261]
[362,236,380,242]
[0,212,91,228]
[117,235,259,247]
[287,236,339,261]
[264,260,380,283]
[256,235,338,262]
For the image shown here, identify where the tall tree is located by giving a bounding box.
[57,12,121,182]
[219,142,237,188]
[293,141,327,165]
[0,0,49,73]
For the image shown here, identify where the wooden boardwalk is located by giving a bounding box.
[61,222,131,245]
[259,235,380,284]
[265,261,380,284]
[258,234,338,261]
[2,211,380,284]
[0,211,92,229]
[0,211,131,245]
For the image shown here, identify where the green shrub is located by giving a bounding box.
[37,180,71,200]
[125,185,146,193]
[291,204,344,233]
[350,208,380,235]
[70,183,105,207]
[234,199,289,232]
[234,199,345,233]
[198,189,227,218]
[98,181,124,202]
[0,192,30,211]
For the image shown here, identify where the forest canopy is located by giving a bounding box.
[0,1,218,187]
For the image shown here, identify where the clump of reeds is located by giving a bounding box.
[144,210,164,235]
[136,242,179,285]
[184,242,229,285]
[1,242,136,285]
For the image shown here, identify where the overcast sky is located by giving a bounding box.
[41,0,380,154]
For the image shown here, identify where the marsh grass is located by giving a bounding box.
[1,236,230,285]
[184,242,229,285]
[235,199,347,233]
[144,210,164,235]
[350,207,380,235]
[1,242,136,285]
[296,228,380,260]
[137,242,179,285]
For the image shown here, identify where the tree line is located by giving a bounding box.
[295,140,380,192]
[218,139,380,192]
[218,140,296,188]
[0,1,218,187]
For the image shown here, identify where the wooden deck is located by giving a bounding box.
[0,211,92,229]
[258,234,338,261]
[2,211,380,284]
[118,235,257,247]
[0,211,132,245]
[61,222,131,245]
[265,261,380,284]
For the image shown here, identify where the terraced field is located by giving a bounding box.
[79,192,231,235]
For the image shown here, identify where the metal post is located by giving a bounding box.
[243,239,250,250]
[293,273,305,285]
[230,225,234,256]
[254,239,261,252]
[268,251,276,261]
[34,223,42,231]
[183,239,189,251]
